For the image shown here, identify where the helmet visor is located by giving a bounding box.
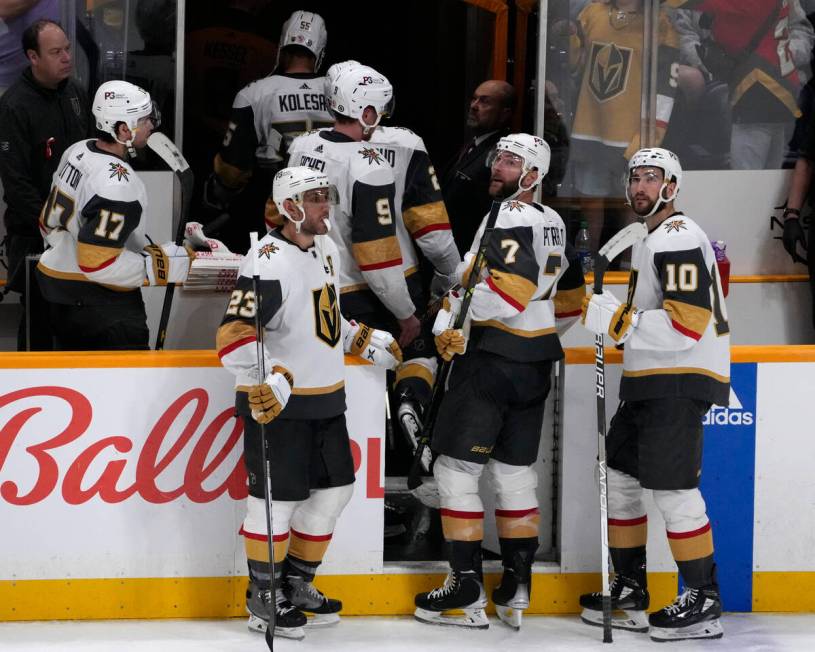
[137,101,162,130]
[380,95,395,119]
[302,185,339,206]
[486,149,524,170]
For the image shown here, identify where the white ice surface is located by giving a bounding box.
[1,614,814,652]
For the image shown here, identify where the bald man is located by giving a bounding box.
[441,80,515,256]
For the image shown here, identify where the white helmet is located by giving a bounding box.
[272,166,338,233]
[626,147,682,217]
[93,80,158,154]
[486,133,551,196]
[277,10,327,70]
[329,64,394,135]
[324,59,361,97]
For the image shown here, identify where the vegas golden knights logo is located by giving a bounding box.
[312,283,341,347]
[588,42,632,103]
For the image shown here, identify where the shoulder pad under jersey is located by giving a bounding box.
[350,144,395,185]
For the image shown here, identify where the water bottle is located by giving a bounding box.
[575,220,593,274]
[711,240,730,298]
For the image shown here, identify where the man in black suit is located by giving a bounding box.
[441,79,515,255]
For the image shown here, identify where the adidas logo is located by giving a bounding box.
[315,145,323,153]
[300,83,311,89]
[703,386,754,426]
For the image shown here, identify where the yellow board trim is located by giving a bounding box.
[585,272,809,285]
[0,352,370,369]
[4,571,815,619]
[0,572,679,620]
[564,345,815,365]
[753,572,815,612]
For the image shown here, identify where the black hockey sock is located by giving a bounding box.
[610,545,647,587]
[447,540,483,578]
[248,559,272,591]
[498,537,538,574]
[285,555,321,583]
[677,555,717,590]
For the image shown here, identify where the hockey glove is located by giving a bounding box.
[434,329,467,361]
[782,215,808,264]
[581,291,641,344]
[144,242,194,286]
[184,221,233,254]
[248,366,294,424]
[344,321,403,369]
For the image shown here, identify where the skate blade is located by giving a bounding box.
[496,605,524,630]
[247,614,307,640]
[414,607,489,629]
[580,607,649,633]
[275,624,306,640]
[649,618,724,642]
[247,613,266,633]
[305,612,340,628]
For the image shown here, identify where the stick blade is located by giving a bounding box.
[147,132,190,174]
[598,221,648,263]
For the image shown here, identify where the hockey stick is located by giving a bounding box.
[250,231,276,651]
[592,220,648,644]
[146,132,195,350]
[407,199,503,491]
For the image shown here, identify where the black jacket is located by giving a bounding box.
[0,68,90,237]
[440,129,508,256]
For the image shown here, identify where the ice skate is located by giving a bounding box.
[492,571,530,629]
[246,582,306,640]
[414,569,489,629]
[283,574,342,627]
[649,586,723,642]
[579,573,650,632]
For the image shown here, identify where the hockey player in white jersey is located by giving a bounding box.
[321,59,462,464]
[580,148,729,641]
[216,166,402,639]
[207,10,333,251]
[36,80,192,350]
[414,134,585,629]
[284,63,421,347]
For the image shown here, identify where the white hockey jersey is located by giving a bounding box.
[285,129,415,320]
[216,229,352,419]
[621,213,730,406]
[215,72,333,188]
[37,139,150,305]
[460,200,586,361]
[371,125,460,278]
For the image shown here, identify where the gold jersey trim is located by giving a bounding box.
[622,366,729,383]
[291,380,345,396]
[472,319,557,338]
[37,261,136,293]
